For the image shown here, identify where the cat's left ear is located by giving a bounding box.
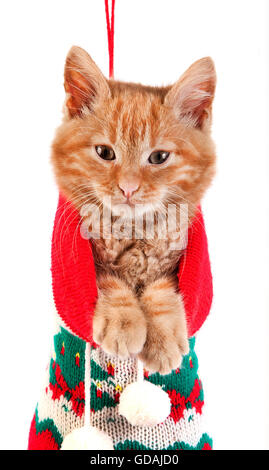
[164,57,216,130]
[64,46,111,118]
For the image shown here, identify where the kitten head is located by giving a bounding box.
[51,46,216,220]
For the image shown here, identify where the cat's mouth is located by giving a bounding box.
[111,201,142,217]
[109,195,144,212]
[110,199,162,218]
[122,199,136,208]
[93,186,163,217]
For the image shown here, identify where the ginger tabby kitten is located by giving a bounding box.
[51,46,216,374]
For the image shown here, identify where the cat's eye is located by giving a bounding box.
[148,150,170,165]
[95,145,116,161]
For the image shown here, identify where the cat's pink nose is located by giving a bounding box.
[118,180,139,199]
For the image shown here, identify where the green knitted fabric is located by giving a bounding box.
[29,327,212,450]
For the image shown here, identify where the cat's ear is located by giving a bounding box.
[164,57,216,130]
[64,46,111,117]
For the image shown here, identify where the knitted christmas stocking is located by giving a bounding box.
[28,195,213,450]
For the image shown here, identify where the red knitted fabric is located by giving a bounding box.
[178,209,213,336]
[51,194,213,341]
[51,194,97,342]
[28,415,59,450]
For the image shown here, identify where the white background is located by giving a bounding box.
[0,0,268,450]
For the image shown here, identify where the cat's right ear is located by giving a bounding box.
[64,46,111,118]
[164,57,216,130]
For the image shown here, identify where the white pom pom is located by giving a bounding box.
[119,380,171,427]
[61,426,114,450]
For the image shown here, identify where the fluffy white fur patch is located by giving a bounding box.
[118,380,171,427]
[61,426,114,450]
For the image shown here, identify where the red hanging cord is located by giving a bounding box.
[104,0,115,79]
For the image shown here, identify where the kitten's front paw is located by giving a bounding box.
[138,277,189,375]
[93,294,147,359]
[138,316,189,375]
